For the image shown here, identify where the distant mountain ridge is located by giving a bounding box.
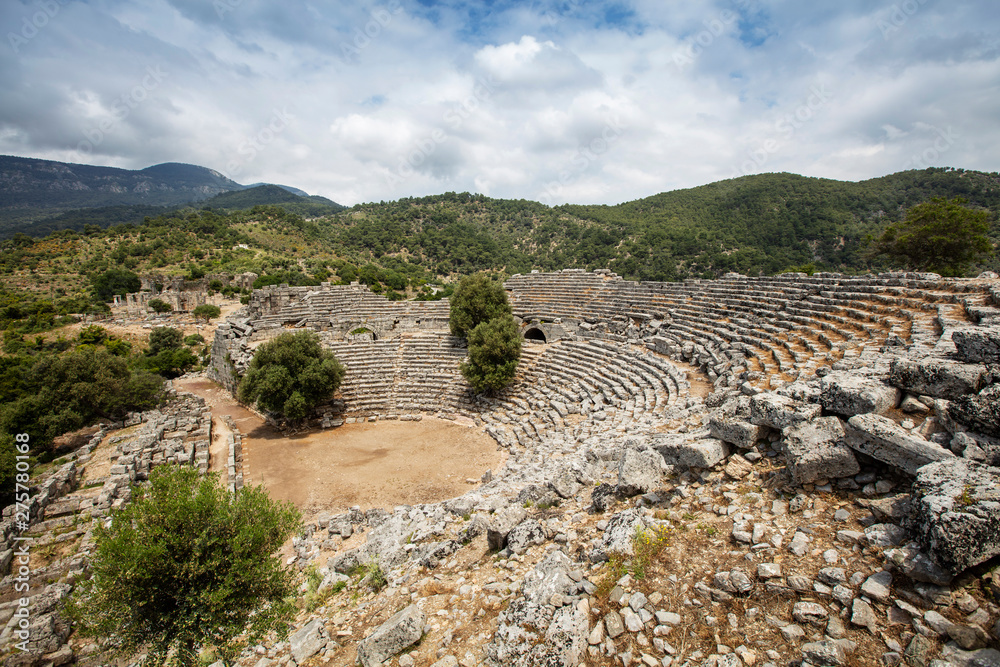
[0,155,340,233]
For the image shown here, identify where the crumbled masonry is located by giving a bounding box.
[3,269,1000,667]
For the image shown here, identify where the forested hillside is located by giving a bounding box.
[1,168,997,324]
[328,168,1000,280]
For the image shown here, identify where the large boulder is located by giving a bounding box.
[616,447,666,497]
[845,414,955,475]
[653,434,729,469]
[709,416,766,449]
[820,372,899,417]
[948,384,1000,439]
[506,519,546,555]
[356,604,426,667]
[911,458,1000,576]
[783,416,860,484]
[486,505,528,551]
[889,358,988,400]
[487,551,588,667]
[951,325,1000,364]
[750,392,822,430]
[599,508,646,558]
[520,549,579,605]
[289,619,327,665]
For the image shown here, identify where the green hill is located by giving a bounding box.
[325,169,999,280]
[1,168,997,318]
[200,185,344,217]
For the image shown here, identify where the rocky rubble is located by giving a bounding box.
[5,271,1000,667]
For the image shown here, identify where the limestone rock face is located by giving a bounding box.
[845,414,954,475]
[948,384,1000,439]
[820,372,899,417]
[616,447,666,497]
[357,604,426,667]
[783,416,860,484]
[889,358,988,400]
[486,505,528,551]
[289,619,327,665]
[912,458,1000,576]
[506,518,546,555]
[749,392,821,430]
[951,325,1000,364]
[487,551,588,667]
[599,508,645,558]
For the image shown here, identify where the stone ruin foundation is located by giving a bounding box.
[4,269,1000,666]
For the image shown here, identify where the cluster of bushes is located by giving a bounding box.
[0,323,211,505]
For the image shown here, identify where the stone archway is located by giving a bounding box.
[523,327,547,343]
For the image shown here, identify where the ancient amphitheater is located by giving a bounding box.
[4,270,1000,667]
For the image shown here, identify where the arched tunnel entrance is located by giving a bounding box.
[524,327,547,343]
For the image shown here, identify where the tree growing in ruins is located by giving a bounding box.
[460,314,522,392]
[66,466,301,667]
[448,272,511,338]
[870,197,993,276]
[89,268,141,302]
[193,303,222,322]
[238,330,346,422]
[148,298,172,313]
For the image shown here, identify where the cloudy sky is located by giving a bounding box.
[1,0,997,206]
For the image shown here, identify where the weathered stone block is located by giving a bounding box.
[820,372,899,417]
[783,416,860,484]
[357,604,426,667]
[912,458,1000,577]
[709,415,766,449]
[486,505,528,551]
[654,436,729,469]
[845,414,955,475]
[616,447,666,496]
[889,358,988,400]
[951,325,1000,364]
[290,619,327,664]
[750,392,822,430]
[948,384,1000,439]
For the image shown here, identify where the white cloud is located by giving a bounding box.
[0,0,997,206]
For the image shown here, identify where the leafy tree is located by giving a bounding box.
[0,433,16,507]
[148,327,183,355]
[67,466,301,666]
[449,273,511,338]
[0,348,164,452]
[142,327,196,378]
[78,325,109,345]
[105,338,132,356]
[870,197,993,276]
[193,304,222,322]
[90,268,141,302]
[184,333,205,346]
[238,331,345,422]
[460,314,522,392]
[148,298,172,313]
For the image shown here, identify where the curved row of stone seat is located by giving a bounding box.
[477,339,690,447]
[324,333,471,418]
[251,283,450,332]
[506,270,993,385]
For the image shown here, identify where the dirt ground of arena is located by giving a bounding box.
[175,377,505,520]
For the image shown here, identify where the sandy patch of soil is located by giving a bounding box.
[175,378,505,520]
